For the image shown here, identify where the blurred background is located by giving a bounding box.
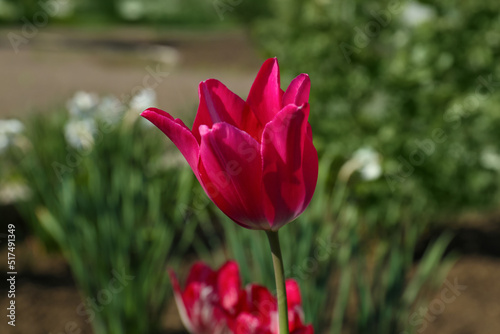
[1,0,500,333]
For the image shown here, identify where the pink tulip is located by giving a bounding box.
[141,58,318,231]
[231,280,314,334]
[169,261,314,334]
[169,261,243,334]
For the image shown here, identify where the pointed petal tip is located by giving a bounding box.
[199,78,220,88]
[140,108,153,117]
[298,73,310,81]
[168,268,182,293]
[141,107,173,120]
[264,57,279,66]
[140,108,155,119]
[283,74,311,107]
[247,58,283,125]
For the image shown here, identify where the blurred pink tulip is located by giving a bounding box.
[231,280,314,334]
[142,58,318,231]
[168,261,242,334]
[169,261,314,334]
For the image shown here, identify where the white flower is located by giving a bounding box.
[0,119,24,135]
[480,147,500,171]
[401,1,435,27]
[340,147,382,181]
[353,147,382,180]
[64,119,97,151]
[130,88,157,112]
[96,95,125,126]
[0,119,25,154]
[67,91,99,118]
[128,88,157,127]
[0,182,31,205]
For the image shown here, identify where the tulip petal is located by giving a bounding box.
[141,108,200,176]
[289,307,306,332]
[232,313,262,334]
[245,284,277,326]
[286,280,306,332]
[285,279,302,308]
[261,104,318,229]
[186,261,215,287]
[168,269,195,333]
[193,79,263,142]
[246,58,284,126]
[198,122,268,229]
[217,261,241,314]
[293,325,315,334]
[283,74,310,107]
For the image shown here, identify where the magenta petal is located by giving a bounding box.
[141,108,200,176]
[198,122,268,229]
[193,79,263,142]
[186,261,215,286]
[245,284,276,324]
[246,58,284,126]
[283,74,310,107]
[168,269,194,333]
[233,313,261,334]
[261,104,318,229]
[182,283,205,325]
[293,325,315,334]
[217,261,241,314]
[285,279,302,309]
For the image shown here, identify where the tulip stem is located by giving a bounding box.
[266,230,289,334]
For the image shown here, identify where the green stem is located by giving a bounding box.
[266,230,289,334]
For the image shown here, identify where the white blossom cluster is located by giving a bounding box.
[64,88,156,150]
[0,119,25,154]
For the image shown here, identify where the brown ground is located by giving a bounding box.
[1,26,500,334]
[0,26,262,118]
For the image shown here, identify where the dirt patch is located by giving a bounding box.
[1,26,261,118]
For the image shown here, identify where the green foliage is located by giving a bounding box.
[13,109,200,334]
[228,0,272,24]
[0,0,231,26]
[252,0,500,219]
[223,151,455,333]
